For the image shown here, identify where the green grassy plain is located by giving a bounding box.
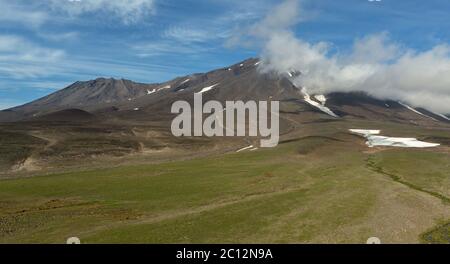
[1,126,449,243]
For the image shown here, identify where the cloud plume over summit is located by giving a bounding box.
[240,0,450,114]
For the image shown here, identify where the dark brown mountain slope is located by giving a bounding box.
[1,58,449,127]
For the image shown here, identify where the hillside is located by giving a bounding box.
[0,58,449,244]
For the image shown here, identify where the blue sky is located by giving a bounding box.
[1,0,450,109]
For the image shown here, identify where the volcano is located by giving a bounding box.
[1,58,449,125]
[1,57,449,171]
[1,58,450,244]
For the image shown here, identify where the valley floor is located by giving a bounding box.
[0,119,449,243]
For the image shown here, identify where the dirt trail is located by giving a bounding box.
[13,132,59,172]
[29,132,59,150]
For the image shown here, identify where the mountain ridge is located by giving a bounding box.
[1,57,449,124]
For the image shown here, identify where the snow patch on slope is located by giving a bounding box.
[431,112,450,121]
[349,129,381,136]
[302,89,338,117]
[437,113,450,121]
[349,129,440,148]
[314,95,327,104]
[196,83,220,94]
[236,145,254,152]
[179,79,190,85]
[157,85,171,91]
[398,102,437,121]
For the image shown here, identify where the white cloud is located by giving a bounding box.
[251,0,301,36]
[163,26,217,43]
[348,33,401,64]
[49,0,156,24]
[38,31,80,42]
[132,39,216,57]
[237,0,450,114]
[0,35,65,78]
[0,35,65,62]
[0,0,156,27]
[0,1,48,27]
[0,33,187,88]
